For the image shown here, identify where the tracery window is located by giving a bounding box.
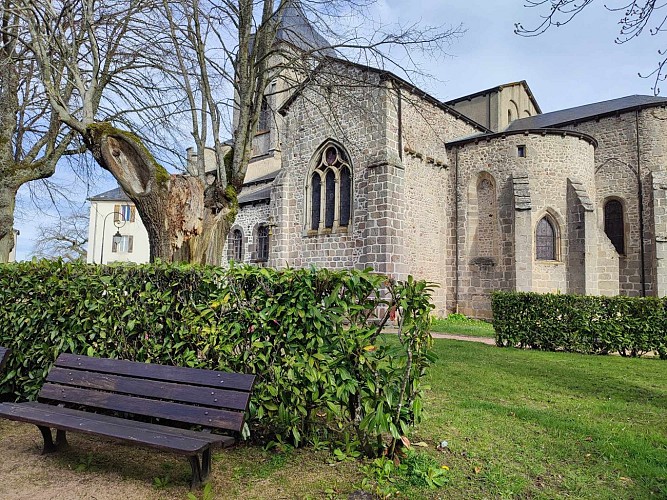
[308,143,352,233]
[604,199,625,254]
[536,216,557,261]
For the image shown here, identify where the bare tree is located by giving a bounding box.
[515,1,667,93]
[0,2,76,262]
[13,0,461,264]
[32,211,88,261]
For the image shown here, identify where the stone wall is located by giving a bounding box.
[397,86,482,314]
[449,132,598,317]
[562,106,667,296]
[222,201,271,267]
[275,65,390,271]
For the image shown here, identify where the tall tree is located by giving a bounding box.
[14,0,460,263]
[516,1,667,93]
[0,1,74,262]
[32,210,88,261]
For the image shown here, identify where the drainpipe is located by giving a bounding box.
[636,110,647,296]
[397,87,403,161]
[454,147,460,313]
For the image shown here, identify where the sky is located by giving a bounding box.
[13,0,666,260]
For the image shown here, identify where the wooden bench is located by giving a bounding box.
[0,353,255,487]
[0,347,9,373]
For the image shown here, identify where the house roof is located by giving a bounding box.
[505,94,667,131]
[88,187,131,202]
[445,80,542,114]
[239,185,272,205]
[278,57,491,133]
[276,3,336,57]
[445,128,598,149]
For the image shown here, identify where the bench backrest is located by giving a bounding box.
[38,353,256,433]
[0,347,9,373]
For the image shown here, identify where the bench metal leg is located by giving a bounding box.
[188,447,212,489]
[188,455,203,489]
[38,426,58,454]
[37,427,68,454]
[201,447,212,480]
[56,429,68,449]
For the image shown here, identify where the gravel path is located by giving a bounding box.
[430,333,496,345]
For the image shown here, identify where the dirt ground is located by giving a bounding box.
[0,419,362,500]
[0,420,192,499]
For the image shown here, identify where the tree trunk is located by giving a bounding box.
[84,123,236,264]
[0,183,17,262]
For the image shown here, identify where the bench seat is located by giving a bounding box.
[0,401,235,453]
[0,353,255,488]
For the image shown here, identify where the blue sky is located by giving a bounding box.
[13,0,664,260]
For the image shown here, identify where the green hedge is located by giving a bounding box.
[492,291,667,359]
[0,260,435,456]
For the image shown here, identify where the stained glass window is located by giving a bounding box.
[536,217,556,260]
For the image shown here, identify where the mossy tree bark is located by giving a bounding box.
[84,124,237,264]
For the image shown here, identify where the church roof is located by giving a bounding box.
[88,187,131,202]
[278,57,491,133]
[505,94,667,131]
[445,80,542,114]
[275,3,336,57]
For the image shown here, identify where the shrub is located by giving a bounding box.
[0,260,436,457]
[492,291,667,358]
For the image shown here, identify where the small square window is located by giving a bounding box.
[517,145,526,158]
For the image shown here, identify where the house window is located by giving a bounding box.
[114,204,135,222]
[231,229,243,261]
[517,145,526,158]
[604,199,625,254]
[112,235,134,254]
[307,142,352,233]
[257,225,269,262]
[536,216,556,261]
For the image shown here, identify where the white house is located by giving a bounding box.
[87,187,150,264]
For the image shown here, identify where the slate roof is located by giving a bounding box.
[238,185,272,205]
[88,187,131,202]
[276,3,336,57]
[506,94,667,131]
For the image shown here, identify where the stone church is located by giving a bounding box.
[217,5,667,319]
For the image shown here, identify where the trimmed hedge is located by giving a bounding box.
[0,260,435,456]
[492,291,667,359]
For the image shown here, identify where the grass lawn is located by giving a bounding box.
[1,339,665,499]
[431,314,495,338]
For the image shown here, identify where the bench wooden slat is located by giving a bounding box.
[39,383,245,431]
[0,402,220,454]
[46,367,251,411]
[55,353,255,391]
[0,347,9,373]
[19,401,236,446]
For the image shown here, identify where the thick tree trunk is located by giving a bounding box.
[0,56,20,263]
[84,123,236,264]
[0,184,17,262]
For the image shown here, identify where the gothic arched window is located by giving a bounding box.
[604,199,625,254]
[231,228,243,261]
[536,216,557,261]
[307,143,353,233]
